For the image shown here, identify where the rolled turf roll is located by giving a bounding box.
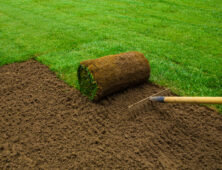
[77,51,150,101]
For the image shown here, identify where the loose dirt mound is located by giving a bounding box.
[0,60,222,169]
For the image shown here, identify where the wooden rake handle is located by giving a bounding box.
[150,96,222,104]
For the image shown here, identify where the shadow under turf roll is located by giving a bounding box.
[77,51,150,101]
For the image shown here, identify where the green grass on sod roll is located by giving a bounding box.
[0,0,221,112]
[77,65,98,100]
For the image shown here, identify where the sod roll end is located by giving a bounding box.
[77,51,150,101]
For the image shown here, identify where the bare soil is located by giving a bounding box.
[0,60,222,169]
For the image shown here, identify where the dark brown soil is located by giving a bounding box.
[0,60,222,169]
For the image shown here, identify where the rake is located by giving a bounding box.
[128,89,222,109]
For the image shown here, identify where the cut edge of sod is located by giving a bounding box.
[77,64,98,101]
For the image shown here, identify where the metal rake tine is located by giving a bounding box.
[128,88,170,109]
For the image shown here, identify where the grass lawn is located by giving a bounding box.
[0,0,222,112]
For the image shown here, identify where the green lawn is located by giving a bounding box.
[0,0,222,112]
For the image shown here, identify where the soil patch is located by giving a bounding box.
[0,60,222,169]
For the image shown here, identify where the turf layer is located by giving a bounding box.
[77,64,98,100]
[0,0,221,112]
